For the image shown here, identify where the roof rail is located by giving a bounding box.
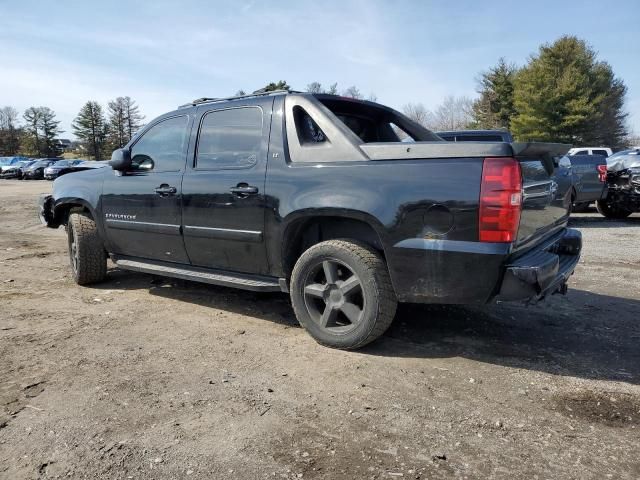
[178,89,299,108]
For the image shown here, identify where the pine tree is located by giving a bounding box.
[22,107,43,157]
[73,101,108,160]
[472,58,518,130]
[256,80,291,93]
[511,36,628,147]
[21,106,62,157]
[40,107,62,157]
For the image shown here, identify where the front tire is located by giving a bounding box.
[67,211,107,285]
[290,239,397,349]
[596,198,632,219]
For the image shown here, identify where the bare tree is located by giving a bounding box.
[430,96,474,131]
[342,86,363,99]
[0,106,21,155]
[306,82,323,94]
[402,102,433,128]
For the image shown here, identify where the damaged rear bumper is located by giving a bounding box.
[495,228,581,303]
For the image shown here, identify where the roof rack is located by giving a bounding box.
[178,89,299,108]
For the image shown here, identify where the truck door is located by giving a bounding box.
[101,114,192,263]
[180,98,273,275]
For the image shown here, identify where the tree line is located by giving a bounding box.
[403,35,631,148]
[72,97,144,160]
[0,97,144,160]
[2,35,633,156]
[0,106,63,157]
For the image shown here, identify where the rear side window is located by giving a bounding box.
[196,107,263,169]
[130,116,189,172]
[593,149,609,157]
[573,149,589,155]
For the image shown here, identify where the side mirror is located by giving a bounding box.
[109,148,132,171]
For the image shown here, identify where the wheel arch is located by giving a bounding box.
[280,210,388,279]
[53,198,99,227]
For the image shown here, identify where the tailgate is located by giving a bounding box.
[512,143,572,248]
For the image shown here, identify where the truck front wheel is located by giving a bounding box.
[290,239,397,349]
[596,198,633,219]
[67,211,107,285]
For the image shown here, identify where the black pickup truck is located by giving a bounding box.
[40,91,581,349]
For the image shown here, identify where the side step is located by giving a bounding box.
[113,256,283,292]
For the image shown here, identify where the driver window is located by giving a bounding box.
[130,116,189,172]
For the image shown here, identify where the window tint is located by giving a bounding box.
[574,149,589,155]
[196,107,263,169]
[130,116,189,172]
[593,149,609,157]
[293,106,327,145]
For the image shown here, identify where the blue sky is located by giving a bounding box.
[1,0,638,139]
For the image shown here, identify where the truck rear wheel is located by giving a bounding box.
[596,198,632,219]
[67,211,107,285]
[290,239,397,349]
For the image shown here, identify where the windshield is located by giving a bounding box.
[51,160,71,167]
[32,161,49,167]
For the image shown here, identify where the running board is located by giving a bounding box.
[113,256,283,292]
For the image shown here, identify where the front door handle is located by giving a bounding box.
[155,184,177,197]
[229,184,258,196]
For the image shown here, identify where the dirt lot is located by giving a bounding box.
[1,179,639,480]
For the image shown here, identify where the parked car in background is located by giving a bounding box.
[0,160,35,179]
[596,148,640,218]
[40,91,581,349]
[563,154,608,212]
[44,159,85,180]
[568,147,612,157]
[0,156,28,175]
[22,159,59,179]
[437,129,578,210]
[437,129,513,143]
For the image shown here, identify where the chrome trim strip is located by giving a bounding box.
[105,219,181,235]
[183,225,263,242]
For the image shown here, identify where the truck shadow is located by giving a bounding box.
[366,289,640,385]
[94,270,640,385]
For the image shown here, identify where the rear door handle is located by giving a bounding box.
[229,184,258,196]
[155,184,177,196]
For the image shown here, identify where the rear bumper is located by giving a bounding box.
[387,228,581,304]
[495,228,581,302]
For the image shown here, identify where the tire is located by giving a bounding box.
[290,239,397,349]
[596,198,633,219]
[67,211,107,285]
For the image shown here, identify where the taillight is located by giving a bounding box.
[597,164,607,182]
[479,157,522,243]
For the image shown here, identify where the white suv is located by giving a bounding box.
[567,147,612,157]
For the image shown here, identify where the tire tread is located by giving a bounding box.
[68,210,107,285]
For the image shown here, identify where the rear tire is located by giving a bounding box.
[596,198,632,219]
[290,239,397,349]
[67,211,107,285]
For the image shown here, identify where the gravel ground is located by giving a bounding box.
[1,179,639,480]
